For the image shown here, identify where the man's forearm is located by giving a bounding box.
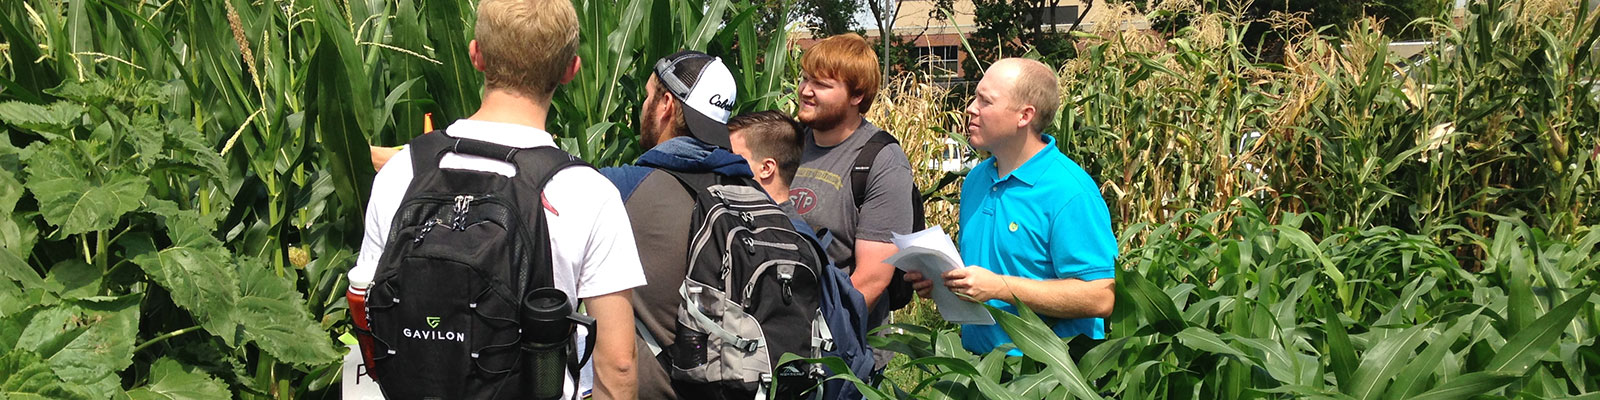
[585,291,637,400]
[1003,277,1115,320]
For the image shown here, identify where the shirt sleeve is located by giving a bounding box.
[1049,192,1117,282]
[855,143,917,243]
[566,169,648,299]
[352,149,414,284]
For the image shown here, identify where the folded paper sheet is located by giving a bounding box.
[884,226,995,325]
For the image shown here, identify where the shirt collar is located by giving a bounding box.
[443,119,557,149]
[998,134,1059,186]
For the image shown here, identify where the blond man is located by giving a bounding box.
[350,0,642,398]
[905,58,1116,355]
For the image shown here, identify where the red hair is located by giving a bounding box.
[801,33,881,113]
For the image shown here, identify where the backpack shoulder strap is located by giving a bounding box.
[509,146,593,192]
[850,130,899,210]
[404,130,451,177]
[657,169,763,206]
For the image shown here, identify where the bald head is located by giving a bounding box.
[988,58,1061,134]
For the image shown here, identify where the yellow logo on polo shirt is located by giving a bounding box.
[1009,222,1019,232]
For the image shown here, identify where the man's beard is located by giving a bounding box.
[639,98,662,149]
[799,101,847,131]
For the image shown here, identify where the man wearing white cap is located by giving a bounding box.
[597,50,749,399]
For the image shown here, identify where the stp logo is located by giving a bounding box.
[789,188,817,214]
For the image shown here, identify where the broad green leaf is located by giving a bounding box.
[121,358,230,400]
[233,258,341,365]
[131,214,242,346]
[1348,323,1430,399]
[23,142,149,236]
[0,168,20,215]
[122,113,163,171]
[1484,288,1594,375]
[156,123,226,186]
[0,351,93,400]
[0,236,43,290]
[0,101,83,139]
[44,80,115,106]
[45,296,141,399]
[9,295,140,400]
[1406,371,1518,400]
[987,303,1101,400]
[42,260,99,300]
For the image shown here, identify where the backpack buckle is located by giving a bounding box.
[735,337,761,352]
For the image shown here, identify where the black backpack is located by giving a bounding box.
[851,130,926,312]
[652,170,829,399]
[363,132,595,400]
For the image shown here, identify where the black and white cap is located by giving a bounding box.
[654,50,737,149]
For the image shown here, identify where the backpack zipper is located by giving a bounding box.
[743,259,817,309]
[452,195,474,230]
[686,206,792,270]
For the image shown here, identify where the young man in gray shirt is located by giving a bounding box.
[787,34,917,353]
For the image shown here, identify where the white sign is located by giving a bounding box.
[342,344,387,399]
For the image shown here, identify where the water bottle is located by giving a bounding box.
[346,275,379,381]
[520,287,578,400]
[671,322,708,370]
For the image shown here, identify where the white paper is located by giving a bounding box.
[885,227,996,325]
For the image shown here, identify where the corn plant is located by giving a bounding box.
[0,0,797,397]
[844,200,1598,399]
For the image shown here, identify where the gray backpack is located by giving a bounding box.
[640,171,832,400]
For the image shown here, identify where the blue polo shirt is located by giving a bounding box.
[958,134,1117,354]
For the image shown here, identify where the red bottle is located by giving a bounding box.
[348,277,379,382]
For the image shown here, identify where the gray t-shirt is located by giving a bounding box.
[788,118,915,279]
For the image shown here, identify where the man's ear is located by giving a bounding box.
[469,40,486,72]
[1016,104,1035,131]
[759,159,779,180]
[849,92,864,108]
[560,56,581,85]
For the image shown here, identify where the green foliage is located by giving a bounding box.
[865,202,1600,398]
[0,0,799,397]
[122,358,233,400]
[871,1,1598,397]
[793,0,862,36]
[961,0,1082,80]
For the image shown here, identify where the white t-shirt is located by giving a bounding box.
[351,119,646,399]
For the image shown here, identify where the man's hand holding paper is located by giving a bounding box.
[883,227,996,325]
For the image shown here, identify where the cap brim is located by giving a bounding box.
[683,106,731,150]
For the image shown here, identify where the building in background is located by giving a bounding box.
[793,0,1146,83]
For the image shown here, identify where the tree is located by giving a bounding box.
[795,0,862,36]
[961,0,1087,80]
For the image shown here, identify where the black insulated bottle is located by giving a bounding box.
[520,287,576,400]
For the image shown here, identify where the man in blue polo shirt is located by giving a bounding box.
[905,57,1117,354]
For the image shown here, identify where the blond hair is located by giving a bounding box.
[474,0,579,99]
[999,58,1061,134]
